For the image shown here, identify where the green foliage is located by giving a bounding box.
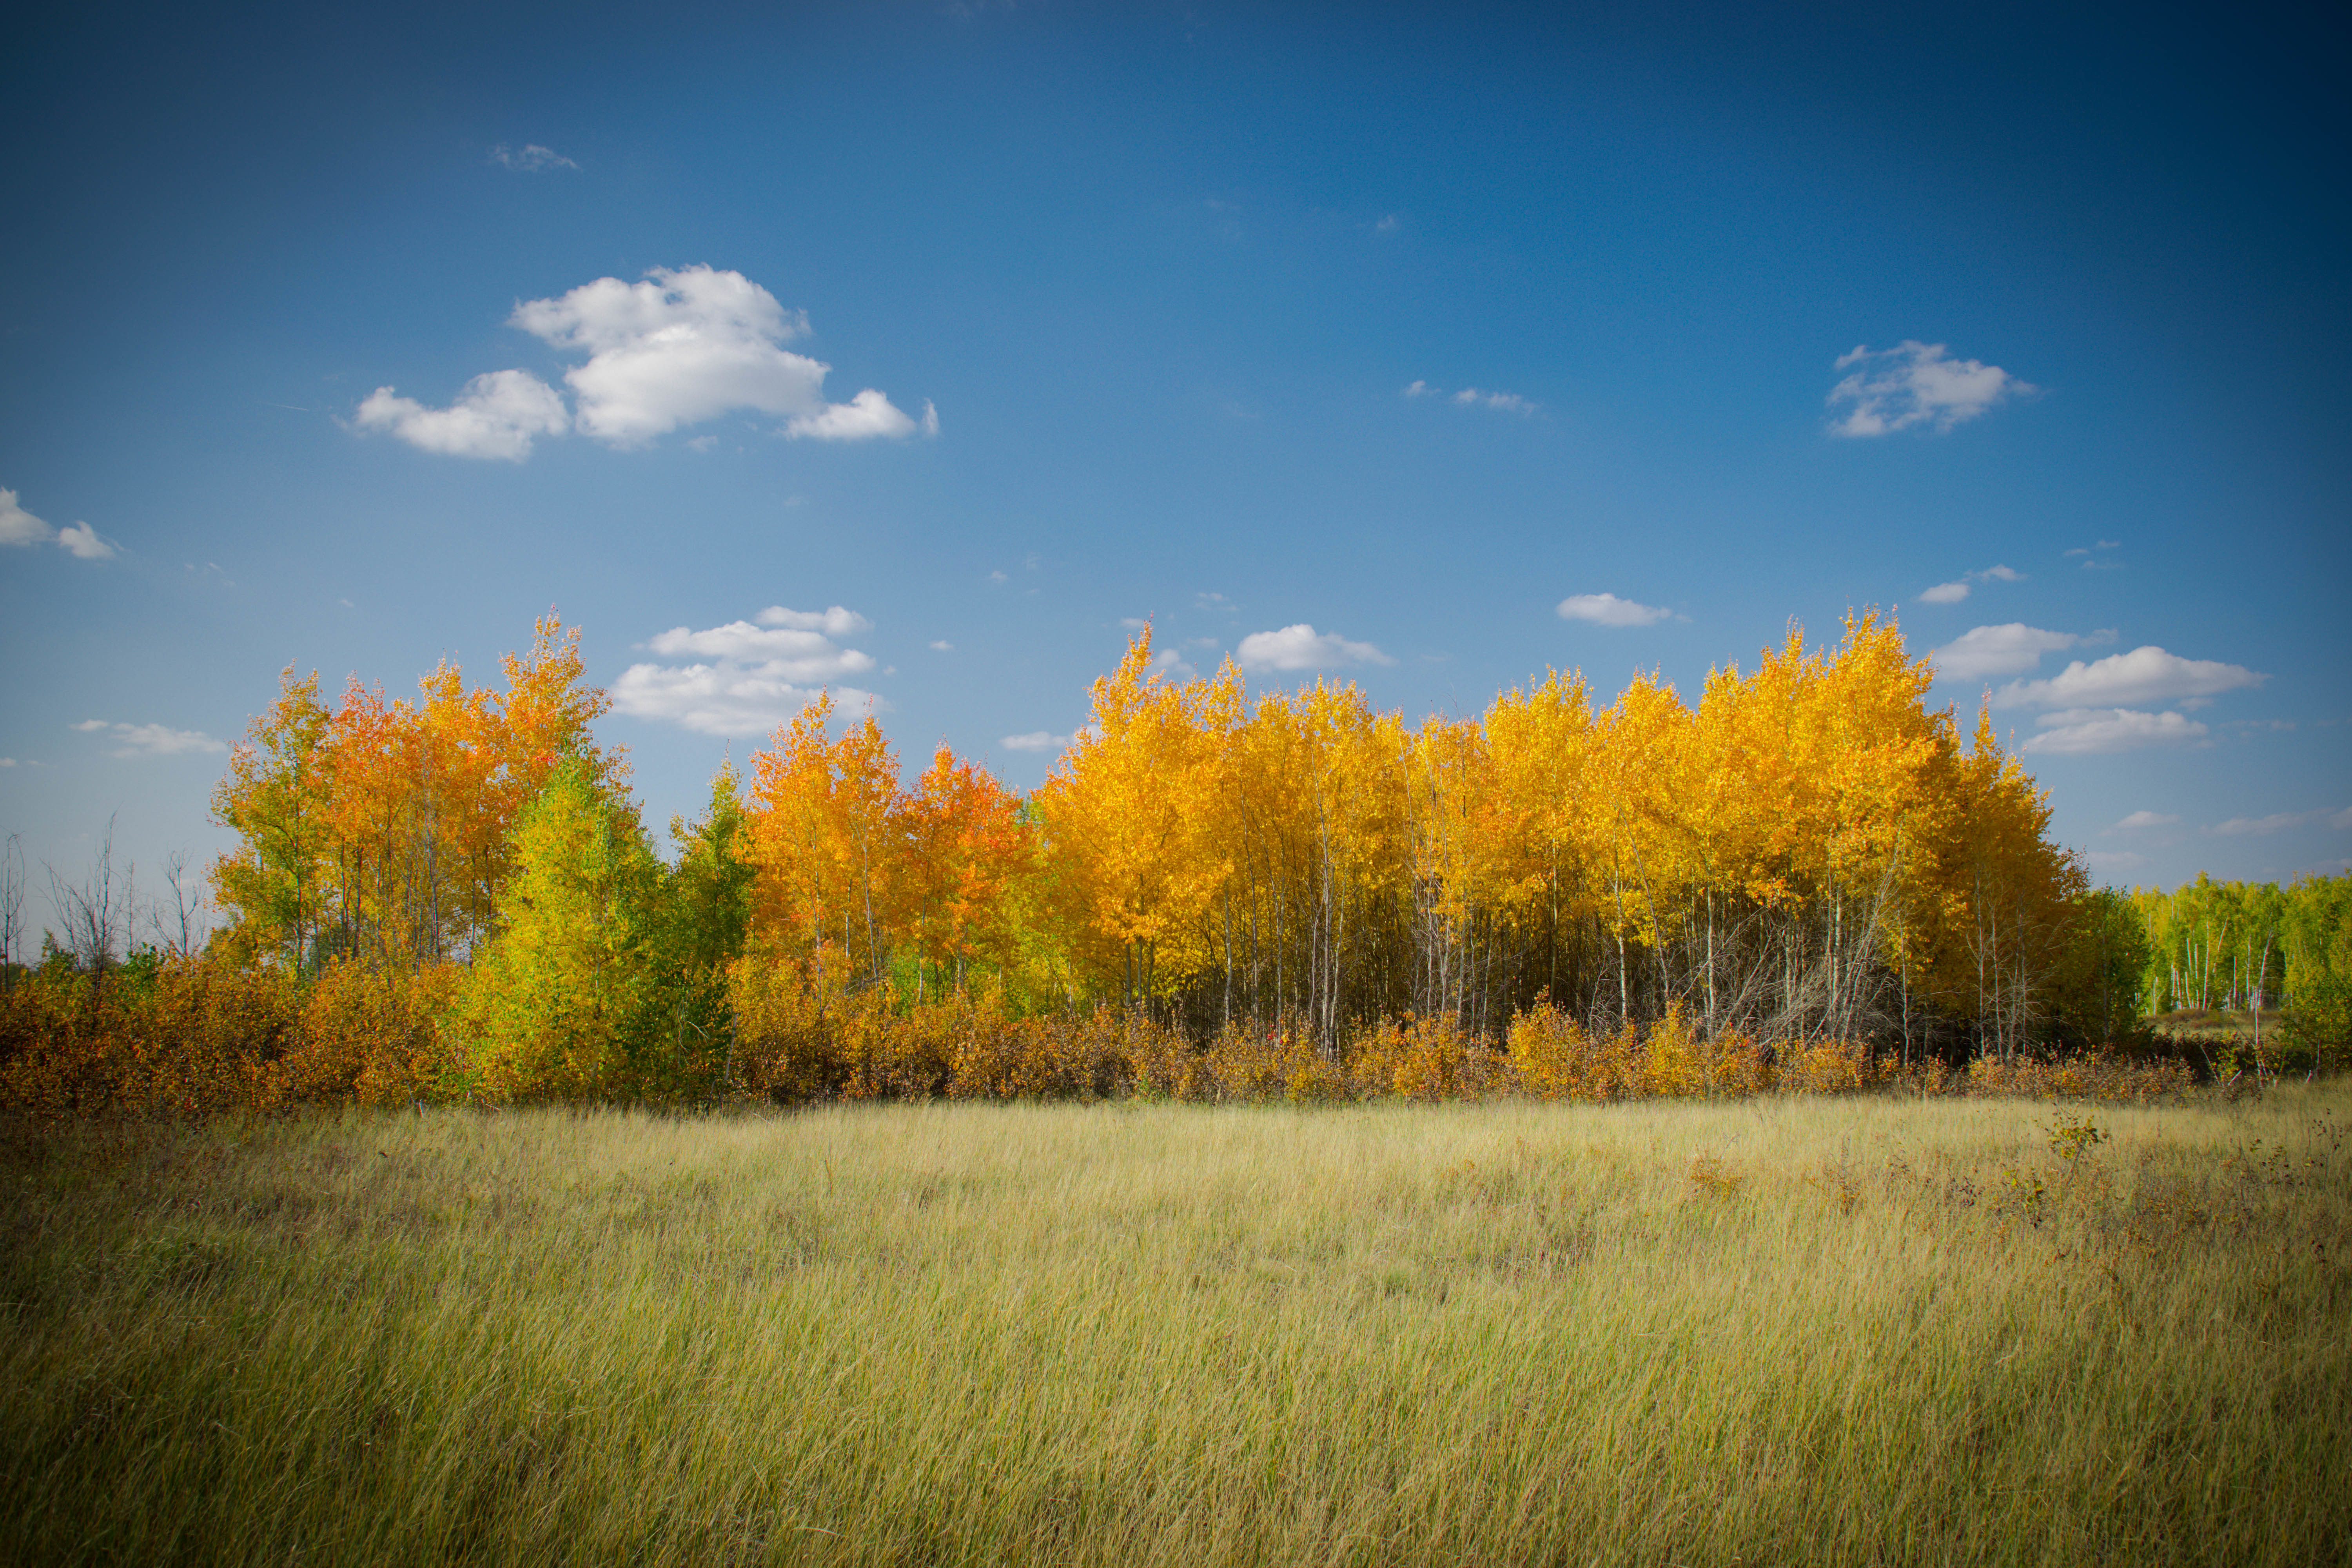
[452,759,671,1101]
[2051,888,2154,1045]
[2281,873,2352,1052]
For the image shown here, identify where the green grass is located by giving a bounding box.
[4,1088,2348,1566]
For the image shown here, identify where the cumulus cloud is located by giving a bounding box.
[1828,341,2032,437]
[74,720,228,758]
[1557,592,1670,629]
[353,369,570,460]
[1995,646,2266,710]
[1919,581,1971,605]
[2019,708,2208,755]
[2112,810,2181,831]
[1235,624,1394,672]
[2,487,116,559]
[612,605,879,736]
[357,266,932,457]
[786,390,929,441]
[490,143,579,172]
[1930,623,2079,682]
[929,640,954,652]
[1002,731,1073,752]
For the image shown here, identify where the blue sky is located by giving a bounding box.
[3,0,2347,948]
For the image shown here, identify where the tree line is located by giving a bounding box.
[4,612,2346,1109]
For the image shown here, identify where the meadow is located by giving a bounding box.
[4,1086,2347,1567]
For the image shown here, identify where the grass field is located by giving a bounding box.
[4,1087,2347,1566]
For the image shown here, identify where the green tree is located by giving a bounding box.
[454,760,667,1100]
[2053,887,2154,1045]
[2282,873,2352,1057]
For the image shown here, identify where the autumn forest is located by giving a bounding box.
[3,613,2345,1114]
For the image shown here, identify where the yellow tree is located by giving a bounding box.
[1032,628,1240,1007]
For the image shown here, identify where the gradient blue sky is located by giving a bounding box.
[3,0,2346,949]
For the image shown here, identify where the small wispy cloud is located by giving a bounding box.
[1828,341,2032,437]
[2110,810,2181,832]
[1403,381,1536,414]
[929,639,954,652]
[2,487,116,559]
[2208,806,2352,837]
[2020,708,2209,756]
[1557,592,1670,629]
[1002,731,1073,753]
[1917,563,2025,605]
[73,720,227,758]
[490,143,579,172]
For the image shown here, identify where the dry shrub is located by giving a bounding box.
[280,959,461,1105]
[1640,1004,1769,1098]
[1204,1021,1335,1102]
[0,955,301,1118]
[1772,1037,1882,1095]
[1506,1005,1633,1101]
[1965,1051,2194,1103]
[1372,1012,1504,1102]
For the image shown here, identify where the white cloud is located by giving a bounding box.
[54,521,116,560]
[354,369,569,460]
[929,640,954,652]
[1451,387,1535,414]
[1002,731,1073,753]
[1557,592,1670,628]
[2209,807,2352,837]
[74,720,228,758]
[1918,564,2026,607]
[642,622,875,682]
[512,265,927,447]
[2,488,115,558]
[0,758,15,767]
[1375,214,1399,234]
[1402,380,1433,397]
[2112,810,2181,831]
[1234,624,1394,671]
[0,487,49,546]
[2018,708,2208,755]
[612,606,880,736]
[1995,646,2266,710]
[785,388,920,442]
[359,267,932,457]
[755,604,870,636]
[1827,341,2032,437]
[1930,623,2079,682]
[490,143,579,172]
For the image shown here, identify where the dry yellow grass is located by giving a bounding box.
[4,1086,2347,1565]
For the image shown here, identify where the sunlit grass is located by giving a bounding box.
[4,1087,2347,1565]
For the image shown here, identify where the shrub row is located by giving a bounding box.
[0,952,2204,1119]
